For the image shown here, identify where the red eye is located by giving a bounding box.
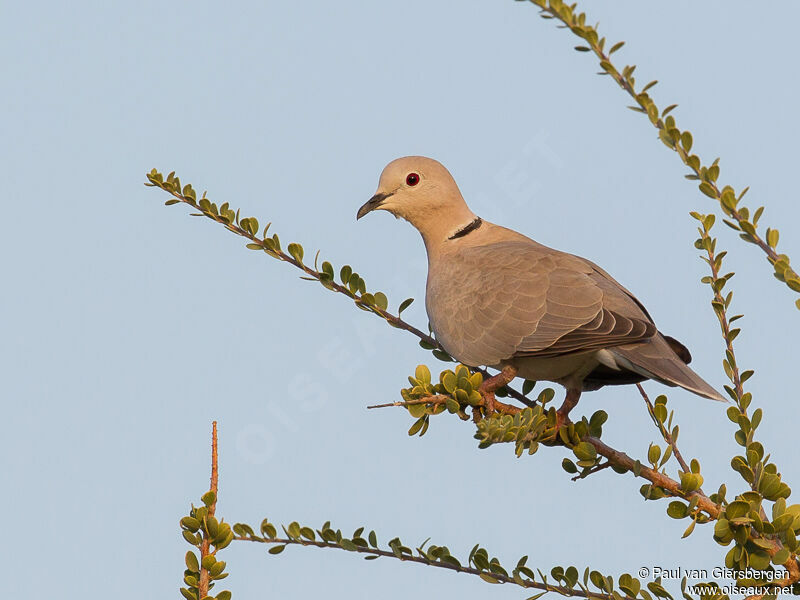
[406,173,420,186]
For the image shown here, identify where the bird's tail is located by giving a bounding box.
[609,334,727,402]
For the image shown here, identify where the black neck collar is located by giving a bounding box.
[448,217,483,240]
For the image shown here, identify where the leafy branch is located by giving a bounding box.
[692,213,799,586]
[233,518,651,600]
[382,363,723,519]
[523,0,800,309]
[637,385,694,484]
[179,422,233,600]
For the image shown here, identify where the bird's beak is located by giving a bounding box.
[356,192,393,220]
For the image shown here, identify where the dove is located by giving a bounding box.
[357,156,725,424]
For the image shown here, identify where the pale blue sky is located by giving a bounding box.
[2,2,799,598]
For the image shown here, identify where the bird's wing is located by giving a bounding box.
[428,240,657,366]
[511,247,657,358]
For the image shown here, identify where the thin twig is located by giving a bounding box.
[571,461,613,481]
[636,384,693,478]
[198,421,219,598]
[367,393,521,417]
[210,421,218,508]
[235,534,631,600]
[367,396,450,410]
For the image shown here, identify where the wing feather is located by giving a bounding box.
[426,239,656,366]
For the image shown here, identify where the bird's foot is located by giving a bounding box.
[477,365,517,417]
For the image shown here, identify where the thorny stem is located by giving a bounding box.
[198,421,219,599]
[697,231,745,405]
[528,0,799,295]
[235,534,633,600]
[636,384,695,482]
[696,228,800,586]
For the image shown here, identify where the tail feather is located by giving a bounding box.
[609,334,727,402]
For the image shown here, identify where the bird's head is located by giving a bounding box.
[357,156,477,245]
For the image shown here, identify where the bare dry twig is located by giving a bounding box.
[198,421,219,599]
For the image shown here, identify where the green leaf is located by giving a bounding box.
[647,444,661,465]
[662,104,678,116]
[408,417,426,436]
[725,500,750,519]
[373,292,388,311]
[698,182,717,198]
[398,297,414,315]
[181,516,201,532]
[415,365,431,385]
[767,228,779,248]
[180,588,196,600]
[182,530,200,545]
[573,442,597,461]
[679,471,703,493]
[441,371,457,393]
[562,458,578,474]
[666,501,687,519]
[680,131,693,152]
[268,544,286,554]
[773,548,790,565]
[185,551,199,571]
[287,521,301,539]
[287,243,304,263]
[340,265,352,284]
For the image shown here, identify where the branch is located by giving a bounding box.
[693,214,799,588]
[585,434,719,518]
[198,421,219,599]
[636,384,696,486]
[180,422,232,600]
[571,461,613,481]
[525,0,800,308]
[385,382,721,519]
[232,522,641,600]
